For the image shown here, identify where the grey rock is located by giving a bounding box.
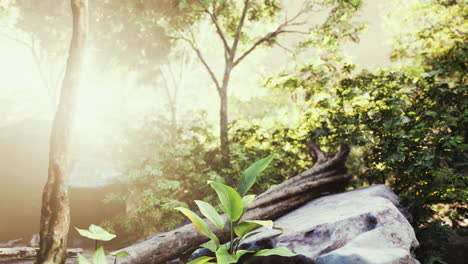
[238,184,420,264]
[187,248,214,262]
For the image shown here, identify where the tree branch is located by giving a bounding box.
[204,8,231,54]
[233,8,308,67]
[176,34,221,94]
[231,0,250,59]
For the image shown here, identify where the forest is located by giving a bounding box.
[0,0,466,264]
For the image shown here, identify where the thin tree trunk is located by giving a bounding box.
[37,1,88,264]
[220,90,229,167]
[219,66,232,167]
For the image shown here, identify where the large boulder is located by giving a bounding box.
[240,184,420,264]
[188,184,420,264]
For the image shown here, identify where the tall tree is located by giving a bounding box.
[168,0,362,166]
[37,0,88,263]
[167,0,307,166]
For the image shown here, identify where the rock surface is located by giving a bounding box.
[190,184,420,264]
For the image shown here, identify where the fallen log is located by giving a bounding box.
[0,247,82,261]
[12,143,351,264]
[113,143,351,264]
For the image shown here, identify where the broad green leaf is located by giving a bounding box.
[75,254,91,264]
[111,250,129,257]
[187,256,215,264]
[253,247,297,257]
[242,195,256,211]
[210,182,243,222]
[195,200,225,229]
[200,240,218,252]
[175,207,219,244]
[92,246,107,264]
[234,220,273,239]
[237,153,274,197]
[75,224,116,241]
[215,247,237,264]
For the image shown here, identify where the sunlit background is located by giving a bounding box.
[7,0,463,252]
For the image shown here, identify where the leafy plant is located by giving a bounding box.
[176,154,297,264]
[75,224,128,264]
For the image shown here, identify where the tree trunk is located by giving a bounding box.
[219,66,232,167]
[220,89,229,167]
[36,1,88,264]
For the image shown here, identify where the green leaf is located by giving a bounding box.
[92,246,107,264]
[215,246,237,264]
[210,182,244,222]
[273,226,284,232]
[75,254,91,264]
[234,220,273,239]
[200,240,218,253]
[242,195,256,211]
[195,200,225,229]
[238,153,274,197]
[187,256,215,264]
[75,224,116,241]
[111,250,129,257]
[175,207,219,244]
[253,247,297,257]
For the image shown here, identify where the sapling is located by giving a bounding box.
[75,224,128,264]
[176,153,297,264]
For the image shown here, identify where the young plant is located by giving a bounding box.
[176,154,297,264]
[75,224,128,264]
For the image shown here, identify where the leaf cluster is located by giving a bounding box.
[176,153,297,264]
[75,225,129,264]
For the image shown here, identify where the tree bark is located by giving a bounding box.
[219,72,230,167]
[36,1,88,264]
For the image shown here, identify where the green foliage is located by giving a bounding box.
[177,154,296,264]
[195,200,225,229]
[236,2,467,262]
[75,224,117,242]
[385,0,466,68]
[414,221,454,264]
[210,181,244,222]
[173,0,282,36]
[74,225,128,264]
[237,153,274,197]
